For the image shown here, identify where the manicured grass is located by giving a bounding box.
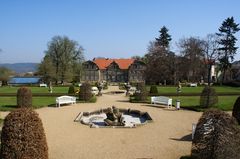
[131,95,238,111]
[146,86,240,94]
[0,95,97,111]
[0,86,71,94]
[0,97,56,111]
[171,96,238,111]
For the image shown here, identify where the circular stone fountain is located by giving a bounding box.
[74,106,153,128]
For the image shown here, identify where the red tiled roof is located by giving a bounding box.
[93,58,135,70]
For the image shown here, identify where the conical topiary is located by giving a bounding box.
[17,87,32,108]
[134,82,148,101]
[149,85,158,94]
[232,96,240,124]
[191,109,240,159]
[79,82,92,101]
[68,85,75,94]
[200,86,218,108]
[0,108,48,159]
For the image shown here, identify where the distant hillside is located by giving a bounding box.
[0,63,39,73]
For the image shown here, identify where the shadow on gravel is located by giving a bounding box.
[170,133,192,142]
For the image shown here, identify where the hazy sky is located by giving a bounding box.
[0,0,240,63]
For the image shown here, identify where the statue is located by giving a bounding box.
[104,106,125,126]
[177,81,181,93]
[48,81,53,93]
[124,82,131,96]
[97,81,103,96]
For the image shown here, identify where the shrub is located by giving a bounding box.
[17,87,32,108]
[232,96,240,124]
[103,82,108,90]
[68,85,75,94]
[118,83,125,90]
[199,86,218,108]
[134,82,148,101]
[79,82,92,101]
[191,109,240,159]
[0,108,48,159]
[223,81,240,87]
[149,85,158,94]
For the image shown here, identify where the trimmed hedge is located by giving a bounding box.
[68,85,75,94]
[191,109,240,159]
[149,85,158,94]
[134,82,148,101]
[200,86,218,108]
[79,82,92,101]
[1,108,48,159]
[232,96,240,124]
[17,87,32,108]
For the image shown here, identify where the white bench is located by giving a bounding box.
[39,83,47,87]
[151,96,172,109]
[189,83,197,87]
[56,95,76,107]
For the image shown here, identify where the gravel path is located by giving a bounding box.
[0,86,202,159]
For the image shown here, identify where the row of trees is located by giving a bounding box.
[144,16,240,85]
[36,16,239,85]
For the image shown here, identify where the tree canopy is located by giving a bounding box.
[217,16,240,83]
[38,36,84,84]
[155,26,172,49]
[0,67,13,85]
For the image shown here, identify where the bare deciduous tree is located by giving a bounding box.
[178,37,205,82]
[203,34,219,85]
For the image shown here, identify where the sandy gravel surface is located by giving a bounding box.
[1,86,202,159]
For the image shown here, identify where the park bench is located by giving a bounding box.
[56,95,76,107]
[39,83,47,87]
[189,83,197,87]
[151,96,172,109]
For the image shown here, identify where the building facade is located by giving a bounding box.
[81,58,146,83]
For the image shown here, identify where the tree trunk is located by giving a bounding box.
[221,69,226,85]
[207,64,212,86]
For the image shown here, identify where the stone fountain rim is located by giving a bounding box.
[74,107,153,128]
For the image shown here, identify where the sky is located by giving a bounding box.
[0,0,240,63]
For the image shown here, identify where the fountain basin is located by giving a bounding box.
[74,107,153,128]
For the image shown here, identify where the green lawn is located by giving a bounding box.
[0,86,70,94]
[131,95,238,111]
[0,95,97,111]
[0,97,56,111]
[171,96,238,111]
[146,86,240,94]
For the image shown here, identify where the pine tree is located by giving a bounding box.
[216,17,240,84]
[145,26,176,85]
[155,26,172,49]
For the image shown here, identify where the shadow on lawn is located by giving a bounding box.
[0,105,17,111]
[181,106,204,112]
[170,133,192,142]
[48,104,57,107]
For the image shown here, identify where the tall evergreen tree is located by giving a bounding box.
[155,26,172,49]
[216,16,240,84]
[146,26,176,85]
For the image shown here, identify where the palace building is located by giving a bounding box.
[81,58,146,83]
